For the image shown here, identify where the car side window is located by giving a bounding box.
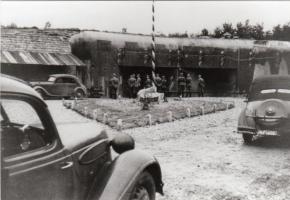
[62,78,77,84]
[55,78,64,83]
[1,99,50,158]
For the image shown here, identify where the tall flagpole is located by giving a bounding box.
[151,0,156,78]
[142,0,156,110]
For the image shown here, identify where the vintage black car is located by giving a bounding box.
[238,75,290,144]
[30,74,87,99]
[1,75,163,200]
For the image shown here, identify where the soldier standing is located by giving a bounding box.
[198,74,205,97]
[145,75,152,89]
[168,75,175,96]
[161,75,168,102]
[186,74,192,97]
[177,72,186,98]
[128,74,136,98]
[155,73,162,92]
[135,74,142,94]
[109,73,119,99]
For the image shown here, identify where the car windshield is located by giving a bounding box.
[48,76,56,82]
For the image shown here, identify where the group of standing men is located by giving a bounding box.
[109,72,205,99]
[128,73,168,99]
[177,73,205,98]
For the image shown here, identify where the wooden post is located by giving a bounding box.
[71,100,75,110]
[186,108,191,117]
[93,109,98,120]
[167,111,173,122]
[117,119,122,131]
[213,104,217,113]
[84,107,88,116]
[103,113,108,124]
[147,114,152,126]
[200,106,204,115]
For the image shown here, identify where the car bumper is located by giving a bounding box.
[238,126,289,136]
[237,126,256,135]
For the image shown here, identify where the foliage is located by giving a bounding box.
[6,22,18,28]
[208,19,290,41]
[168,32,189,38]
[201,28,209,36]
[213,27,223,38]
[272,22,290,41]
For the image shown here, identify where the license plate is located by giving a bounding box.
[257,130,278,136]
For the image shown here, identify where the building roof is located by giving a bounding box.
[71,31,255,50]
[1,28,85,66]
[71,30,290,52]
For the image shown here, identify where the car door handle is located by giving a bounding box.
[60,161,73,170]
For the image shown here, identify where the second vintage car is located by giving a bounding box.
[237,75,290,144]
[1,74,163,200]
[30,74,87,99]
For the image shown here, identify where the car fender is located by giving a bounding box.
[88,149,163,200]
[74,87,87,96]
[237,107,256,133]
[32,86,50,96]
[238,108,247,126]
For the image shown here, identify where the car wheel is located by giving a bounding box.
[129,171,156,200]
[243,133,253,144]
[75,89,85,99]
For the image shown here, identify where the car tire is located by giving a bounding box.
[75,89,85,99]
[243,133,253,144]
[129,171,156,200]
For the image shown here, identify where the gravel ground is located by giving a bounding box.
[47,98,290,200]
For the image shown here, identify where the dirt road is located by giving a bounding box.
[47,98,290,200]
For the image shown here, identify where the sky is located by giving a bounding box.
[1,1,290,35]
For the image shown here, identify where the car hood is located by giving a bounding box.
[56,122,109,152]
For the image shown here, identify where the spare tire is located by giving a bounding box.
[255,99,287,128]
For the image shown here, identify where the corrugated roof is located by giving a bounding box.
[1,28,73,53]
[1,28,85,66]
[1,51,84,66]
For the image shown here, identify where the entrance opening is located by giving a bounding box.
[193,68,237,96]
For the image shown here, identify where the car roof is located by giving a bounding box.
[249,75,290,99]
[0,74,43,100]
[50,74,78,79]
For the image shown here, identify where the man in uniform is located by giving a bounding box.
[161,75,168,102]
[128,74,136,98]
[177,72,186,98]
[198,74,205,97]
[135,74,142,94]
[155,73,162,92]
[186,74,192,97]
[109,73,119,99]
[145,75,152,89]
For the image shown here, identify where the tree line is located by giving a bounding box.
[168,20,290,41]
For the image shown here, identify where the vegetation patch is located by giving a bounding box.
[64,98,234,130]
